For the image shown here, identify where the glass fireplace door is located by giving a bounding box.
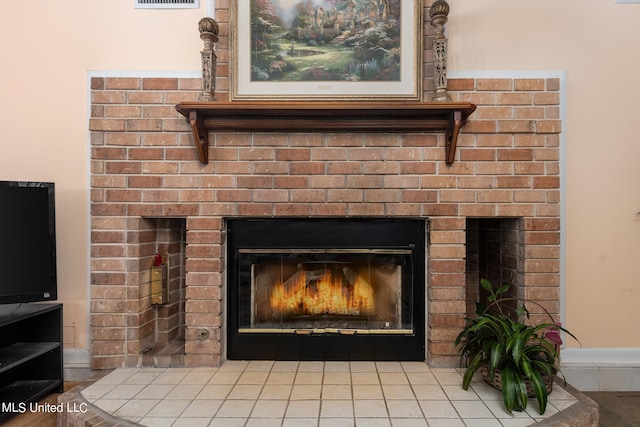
[238,249,414,335]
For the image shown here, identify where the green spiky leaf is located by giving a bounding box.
[480,278,493,292]
[496,285,510,296]
[522,358,549,414]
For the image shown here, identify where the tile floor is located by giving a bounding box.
[80,361,577,427]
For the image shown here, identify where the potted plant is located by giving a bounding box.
[455,278,578,414]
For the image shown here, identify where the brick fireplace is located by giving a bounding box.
[89,6,562,370]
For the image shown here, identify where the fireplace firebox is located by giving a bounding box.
[227,218,426,360]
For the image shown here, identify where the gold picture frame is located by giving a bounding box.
[230,0,423,101]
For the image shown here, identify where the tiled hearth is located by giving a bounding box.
[62,361,590,427]
[89,2,562,371]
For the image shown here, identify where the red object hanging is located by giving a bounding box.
[154,253,163,267]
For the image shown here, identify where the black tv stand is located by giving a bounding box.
[0,303,63,421]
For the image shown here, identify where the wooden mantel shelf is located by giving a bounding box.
[175,101,476,165]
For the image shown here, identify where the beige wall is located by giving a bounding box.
[0,0,205,352]
[0,0,638,353]
[448,0,640,349]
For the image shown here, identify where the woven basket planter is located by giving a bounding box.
[480,365,554,398]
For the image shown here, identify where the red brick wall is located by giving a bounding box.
[89,74,561,368]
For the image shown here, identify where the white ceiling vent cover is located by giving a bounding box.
[135,0,199,9]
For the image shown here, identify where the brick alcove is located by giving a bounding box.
[88,4,562,370]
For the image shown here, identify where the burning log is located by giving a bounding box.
[270,265,375,317]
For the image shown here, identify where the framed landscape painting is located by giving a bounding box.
[231,0,422,101]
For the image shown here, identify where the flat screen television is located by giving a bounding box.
[0,181,57,304]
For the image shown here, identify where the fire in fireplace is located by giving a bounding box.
[270,261,377,318]
[227,218,425,361]
[244,249,411,333]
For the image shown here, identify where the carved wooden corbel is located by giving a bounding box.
[188,110,208,164]
[445,111,463,165]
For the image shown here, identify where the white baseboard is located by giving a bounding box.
[63,349,96,381]
[560,348,640,391]
[64,348,91,368]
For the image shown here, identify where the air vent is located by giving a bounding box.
[135,0,199,9]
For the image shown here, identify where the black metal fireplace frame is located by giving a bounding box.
[226,218,426,361]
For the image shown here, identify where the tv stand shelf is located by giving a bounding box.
[0,304,63,421]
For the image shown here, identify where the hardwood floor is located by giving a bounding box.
[586,392,640,427]
[2,382,82,427]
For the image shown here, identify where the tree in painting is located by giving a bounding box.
[250,0,402,82]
